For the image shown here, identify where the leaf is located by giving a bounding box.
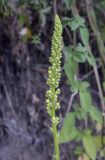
[89,106,103,124]
[70,19,80,31]
[75,107,87,120]
[73,52,87,63]
[64,46,78,83]
[93,136,105,150]
[73,44,88,63]
[80,26,89,46]
[83,134,97,160]
[75,43,88,53]
[79,89,92,111]
[70,80,81,92]
[78,17,85,26]
[74,146,84,155]
[86,54,96,66]
[59,127,78,143]
[64,57,77,82]
[59,112,78,143]
[62,17,71,28]
[64,0,76,10]
[64,46,73,58]
[70,16,85,31]
[82,81,90,88]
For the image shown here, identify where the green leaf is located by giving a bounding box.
[89,106,102,124]
[74,146,84,155]
[71,81,89,93]
[62,17,71,28]
[75,107,87,120]
[70,17,85,31]
[73,52,87,63]
[83,134,97,160]
[80,26,89,46]
[64,46,73,57]
[64,0,76,10]
[70,80,80,92]
[86,54,96,66]
[64,57,77,82]
[82,81,90,88]
[75,43,88,53]
[64,46,78,83]
[79,89,92,111]
[78,17,85,26]
[70,19,80,31]
[73,44,88,63]
[93,136,105,150]
[59,112,78,143]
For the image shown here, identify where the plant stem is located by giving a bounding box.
[51,91,60,160]
[52,121,60,160]
[54,0,57,16]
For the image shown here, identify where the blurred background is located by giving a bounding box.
[0,0,105,160]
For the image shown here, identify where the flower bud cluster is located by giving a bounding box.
[46,15,62,126]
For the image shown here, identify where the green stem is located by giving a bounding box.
[52,121,60,160]
[52,92,60,160]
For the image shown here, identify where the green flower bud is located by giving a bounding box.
[46,15,62,127]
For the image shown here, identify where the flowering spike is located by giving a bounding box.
[46,14,62,160]
[46,14,62,122]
